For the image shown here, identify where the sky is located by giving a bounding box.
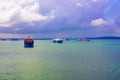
[0,0,120,38]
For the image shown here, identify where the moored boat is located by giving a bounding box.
[82,39,90,42]
[78,38,90,42]
[0,38,7,41]
[24,36,34,48]
[52,38,63,43]
[10,38,19,41]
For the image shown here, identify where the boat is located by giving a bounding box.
[10,38,19,41]
[24,36,34,48]
[62,38,70,41]
[0,38,7,41]
[52,38,63,43]
[78,38,90,42]
[82,39,90,42]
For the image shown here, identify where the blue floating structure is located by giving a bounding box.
[24,36,34,48]
[52,38,63,43]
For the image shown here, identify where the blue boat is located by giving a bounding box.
[24,36,34,48]
[24,41,34,48]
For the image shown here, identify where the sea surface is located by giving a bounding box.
[0,39,120,80]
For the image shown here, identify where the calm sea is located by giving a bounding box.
[0,40,120,80]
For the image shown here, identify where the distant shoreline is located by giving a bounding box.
[0,36,120,41]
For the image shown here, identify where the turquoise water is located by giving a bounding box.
[0,40,120,80]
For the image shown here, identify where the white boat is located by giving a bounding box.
[52,38,63,43]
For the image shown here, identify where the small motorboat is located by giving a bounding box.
[52,38,63,43]
[24,36,34,48]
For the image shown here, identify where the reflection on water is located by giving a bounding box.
[0,40,120,80]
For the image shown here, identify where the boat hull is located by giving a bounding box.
[53,40,63,43]
[24,42,34,48]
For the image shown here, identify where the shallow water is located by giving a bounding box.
[0,40,120,80]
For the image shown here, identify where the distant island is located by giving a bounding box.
[88,36,120,39]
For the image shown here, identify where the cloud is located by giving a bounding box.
[76,2,83,7]
[0,0,49,27]
[91,0,98,2]
[0,33,28,38]
[90,18,108,26]
[14,28,21,31]
[0,0,119,37]
[49,9,55,19]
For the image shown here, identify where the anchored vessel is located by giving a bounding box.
[24,36,34,48]
[52,38,63,43]
[78,38,90,42]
